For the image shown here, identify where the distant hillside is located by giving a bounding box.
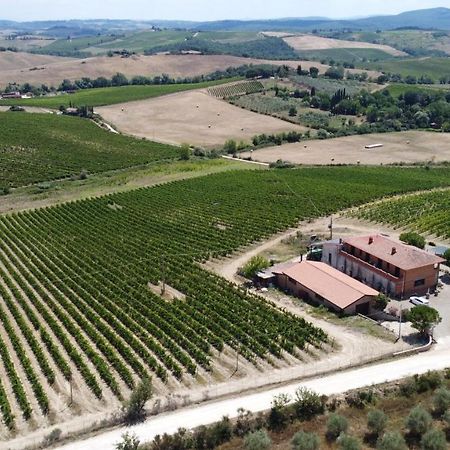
[195,8,450,31]
[1,8,450,35]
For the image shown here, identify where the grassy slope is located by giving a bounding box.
[386,83,450,97]
[0,112,180,188]
[0,78,240,108]
[295,48,395,63]
[366,57,450,81]
[0,159,258,214]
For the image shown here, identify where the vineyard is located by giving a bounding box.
[0,79,237,109]
[0,112,179,189]
[0,167,450,433]
[207,80,264,99]
[349,189,450,240]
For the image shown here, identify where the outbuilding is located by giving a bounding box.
[276,261,378,315]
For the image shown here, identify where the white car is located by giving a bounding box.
[409,296,430,306]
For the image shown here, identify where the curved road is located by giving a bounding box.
[55,338,450,450]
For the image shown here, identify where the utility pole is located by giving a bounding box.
[160,254,166,296]
[329,215,333,240]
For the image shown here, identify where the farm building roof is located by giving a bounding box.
[282,261,378,310]
[344,235,445,271]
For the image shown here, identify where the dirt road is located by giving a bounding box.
[48,339,450,450]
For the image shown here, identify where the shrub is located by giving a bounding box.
[444,409,450,425]
[291,431,320,450]
[433,387,450,416]
[293,387,324,420]
[224,139,237,154]
[337,434,361,450]
[122,377,152,424]
[268,393,291,431]
[443,249,450,266]
[374,294,389,311]
[367,409,387,437]
[42,428,62,446]
[179,144,191,161]
[376,431,408,450]
[405,405,432,436]
[399,231,425,249]
[244,429,272,450]
[115,432,140,450]
[326,413,348,441]
[241,255,270,279]
[414,371,442,393]
[420,428,447,450]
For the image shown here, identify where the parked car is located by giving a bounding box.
[409,296,430,306]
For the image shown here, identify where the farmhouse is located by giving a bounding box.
[1,91,21,99]
[275,261,378,315]
[322,235,445,298]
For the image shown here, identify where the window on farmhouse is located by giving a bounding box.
[414,279,425,287]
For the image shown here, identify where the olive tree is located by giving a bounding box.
[367,409,387,437]
[291,431,320,450]
[376,431,407,450]
[420,428,447,450]
[244,429,272,450]
[433,387,450,416]
[405,405,432,436]
[326,413,348,441]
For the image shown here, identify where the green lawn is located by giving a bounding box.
[0,112,180,188]
[0,78,239,108]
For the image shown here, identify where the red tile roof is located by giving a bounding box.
[343,235,445,271]
[282,261,378,310]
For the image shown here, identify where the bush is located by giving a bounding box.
[337,434,361,450]
[224,139,237,154]
[376,431,407,450]
[42,428,62,447]
[293,387,324,421]
[291,431,320,450]
[374,294,389,311]
[244,429,272,450]
[414,372,442,393]
[399,231,425,249]
[433,387,450,416]
[122,377,152,424]
[326,413,348,441]
[367,409,387,437]
[115,432,140,450]
[179,144,191,161]
[268,393,291,431]
[443,249,450,266]
[241,255,270,279]
[405,405,432,436]
[420,428,447,450]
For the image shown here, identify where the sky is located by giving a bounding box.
[2,0,450,22]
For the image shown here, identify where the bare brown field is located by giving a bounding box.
[283,34,408,56]
[0,51,73,72]
[241,131,450,165]
[0,53,381,88]
[97,89,306,148]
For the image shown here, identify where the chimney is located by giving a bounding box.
[368,237,373,245]
[391,247,397,255]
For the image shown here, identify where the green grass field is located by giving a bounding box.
[0,112,180,188]
[295,48,395,64]
[385,83,450,97]
[366,57,450,82]
[0,78,239,108]
[94,30,195,53]
[36,35,118,55]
